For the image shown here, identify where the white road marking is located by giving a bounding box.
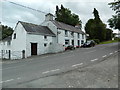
[115,51,117,53]
[72,63,83,67]
[70,51,73,52]
[42,69,60,74]
[17,77,21,80]
[102,55,107,58]
[0,79,14,83]
[91,58,98,62]
[51,69,60,72]
[42,71,50,74]
[110,53,113,55]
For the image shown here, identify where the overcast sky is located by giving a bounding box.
[1,0,118,32]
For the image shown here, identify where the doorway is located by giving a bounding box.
[8,50,11,59]
[72,40,74,46]
[31,43,37,55]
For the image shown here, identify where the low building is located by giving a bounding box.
[0,13,86,60]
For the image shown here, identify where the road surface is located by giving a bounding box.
[1,42,119,88]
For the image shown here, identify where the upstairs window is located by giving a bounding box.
[71,32,74,37]
[13,33,16,39]
[77,33,80,38]
[7,41,11,45]
[65,30,68,37]
[44,36,47,39]
[82,34,84,39]
[44,36,47,41]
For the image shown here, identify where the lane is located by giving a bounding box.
[2,42,119,87]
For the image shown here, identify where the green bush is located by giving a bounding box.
[114,37,120,42]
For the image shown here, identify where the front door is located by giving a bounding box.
[8,50,11,59]
[72,40,74,46]
[78,40,80,46]
[31,43,37,55]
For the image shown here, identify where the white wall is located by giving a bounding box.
[11,22,27,59]
[0,40,11,59]
[57,29,86,47]
[26,34,53,57]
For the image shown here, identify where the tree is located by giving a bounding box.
[105,28,113,40]
[108,0,120,14]
[85,8,107,41]
[1,25,13,40]
[108,15,120,30]
[55,5,82,29]
[108,0,120,30]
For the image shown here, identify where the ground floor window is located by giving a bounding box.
[44,43,47,47]
[72,40,74,46]
[81,40,84,44]
[65,40,69,45]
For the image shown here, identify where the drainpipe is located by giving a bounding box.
[57,28,58,43]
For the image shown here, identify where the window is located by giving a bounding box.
[71,32,74,37]
[65,30,68,37]
[13,33,16,39]
[81,40,84,44]
[65,40,69,45]
[6,50,8,54]
[44,43,47,47]
[82,34,84,39]
[3,42,5,45]
[7,41,11,45]
[44,36,47,41]
[78,40,80,46]
[44,36,47,39]
[78,33,80,38]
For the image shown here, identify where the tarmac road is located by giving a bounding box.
[1,42,119,88]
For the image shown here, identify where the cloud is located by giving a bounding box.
[1,0,115,29]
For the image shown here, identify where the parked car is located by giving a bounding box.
[81,40,95,47]
[65,45,75,50]
[76,46,80,48]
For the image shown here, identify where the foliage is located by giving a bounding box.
[105,28,113,40]
[108,0,120,30]
[108,0,120,14]
[93,39,100,44]
[114,37,120,42]
[99,40,119,44]
[108,15,120,30]
[1,25,13,40]
[55,5,82,29]
[85,8,111,42]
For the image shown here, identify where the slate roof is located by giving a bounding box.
[51,20,85,34]
[19,21,56,37]
[2,36,12,41]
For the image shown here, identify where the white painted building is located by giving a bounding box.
[42,13,86,47]
[0,13,86,60]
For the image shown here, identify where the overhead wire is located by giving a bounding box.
[3,0,47,14]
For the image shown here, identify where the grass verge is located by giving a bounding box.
[99,40,119,44]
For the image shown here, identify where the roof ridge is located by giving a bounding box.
[19,21,39,26]
[54,20,80,30]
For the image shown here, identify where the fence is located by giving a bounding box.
[0,50,23,60]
